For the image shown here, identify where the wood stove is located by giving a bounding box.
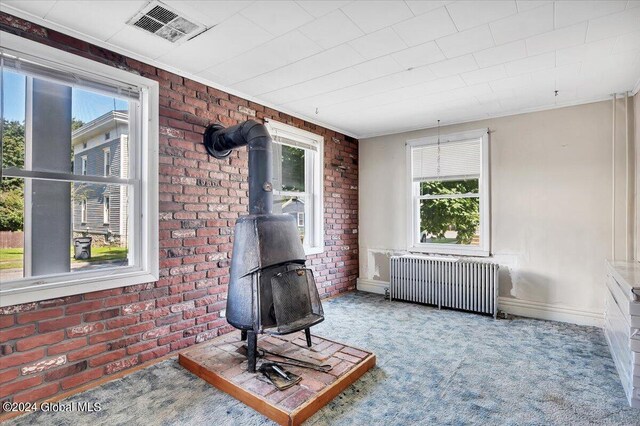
[203,120,324,372]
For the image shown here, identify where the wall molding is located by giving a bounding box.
[497,297,603,327]
[356,278,388,295]
[356,279,603,327]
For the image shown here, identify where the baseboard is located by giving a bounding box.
[356,278,388,295]
[498,297,604,327]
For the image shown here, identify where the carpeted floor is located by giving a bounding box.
[9,292,640,425]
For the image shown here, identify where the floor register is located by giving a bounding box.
[605,261,640,408]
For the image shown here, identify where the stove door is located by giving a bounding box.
[269,268,324,334]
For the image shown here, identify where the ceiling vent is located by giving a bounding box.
[128,1,206,43]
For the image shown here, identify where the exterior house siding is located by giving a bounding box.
[0,12,358,412]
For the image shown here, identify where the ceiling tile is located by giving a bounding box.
[158,14,273,74]
[296,1,351,18]
[391,42,446,69]
[203,31,322,85]
[489,74,532,92]
[461,64,508,85]
[556,38,616,66]
[352,56,406,80]
[515,1,551,12]
[525,22,588,56]
[107,25,175,60]
[393,7,457,47]
[348,28,407,60]
[429,54,478,77]
[1,0,56,18]
[489,3,553,45]
[504,52,555,76]
[43,1,146,41]
[586,7,640,42]
[234,44,365,95]
[436,25,495,59]
[260,67,363,105]
[405,1,451,16]
[445,1,517,31]
[473,40,527,68]
[612,31,640,54]
[555,1,627,29]
[166,1,253,26]
[240,1,313,36]
[299,10,364,49]
[340,1,414,34]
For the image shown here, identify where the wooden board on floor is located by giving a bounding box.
[179,331,376,426]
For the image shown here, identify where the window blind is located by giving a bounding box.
[0,50,140,101]
[411,138,481,181]
[271,131,318,152]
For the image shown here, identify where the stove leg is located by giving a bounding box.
[247,331,257,373]
[240,330,247,341]
[305,328,312,347]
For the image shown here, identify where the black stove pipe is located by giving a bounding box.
[203,120,273,215]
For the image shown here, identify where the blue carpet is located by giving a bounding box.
[9,292,640,425]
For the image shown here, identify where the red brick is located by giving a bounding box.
[17,308,64,324]
[48,338,86,356]
[67,344,107,362]
[0,324,36,343]
[104,356,138,375]
[0,375,42,399]
[83,308,120,322]
[106,316,138,329]
[105,293,139,307]
[0,368,19,384]
[89,329,124,345]
[16,330,64,352]
[38,315,81,332]
[126,340,157,355]
[65,300,104,315]
[21,355,67,375]
[122,301,155,315]
[138,345,170,363]
[126,321,154,335]
[84,288,123,299]
[0,315,14,329]
[0,348,45,369]
[67,322,105,338]
[88,349,125,367]
[60,368,103,390]
[44,361,88,381]
[13,382,59,403]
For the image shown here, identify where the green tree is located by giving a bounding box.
[419,180,480,245]
[72,118,84,131]
[1,119,25,192]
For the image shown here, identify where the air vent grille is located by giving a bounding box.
[128,1,205,43]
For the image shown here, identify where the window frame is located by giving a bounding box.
[0,31,159,307]
[80,199,87,224]
[81,155,87,176]
[265,119,324,256]
[406,128,490,257]
[103,195,110,225]
[103,148,111,176]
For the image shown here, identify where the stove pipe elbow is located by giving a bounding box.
[203,120,273,215]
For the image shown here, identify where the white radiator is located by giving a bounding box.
[390,255,499,318]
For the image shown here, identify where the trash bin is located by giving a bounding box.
[73,237,92,260]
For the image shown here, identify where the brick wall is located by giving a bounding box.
[0,13,358,410]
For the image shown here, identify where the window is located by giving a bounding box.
[103,195,110,224]
[80,199,87,224]
[0,32,159,306]
[407,129,490,256]
[103,148,111,176]
[266,119,324,255]
[105,132,110,140]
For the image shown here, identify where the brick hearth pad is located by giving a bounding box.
[178,330,376,426]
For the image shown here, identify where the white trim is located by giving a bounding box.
[265,119,324,256]
[103,147,111,176]
[498,297,604,327]
[0,32,159,307]
[356,278,388,295]
[406,128,490,257]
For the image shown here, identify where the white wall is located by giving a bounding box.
[359,100,635,325]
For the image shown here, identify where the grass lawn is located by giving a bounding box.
[0,246,128,270]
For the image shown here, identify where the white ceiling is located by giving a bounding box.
[2,0,640,138]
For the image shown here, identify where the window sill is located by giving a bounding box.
[304,246,324,256]
[408,245,490,257]
[0,268,158,307]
